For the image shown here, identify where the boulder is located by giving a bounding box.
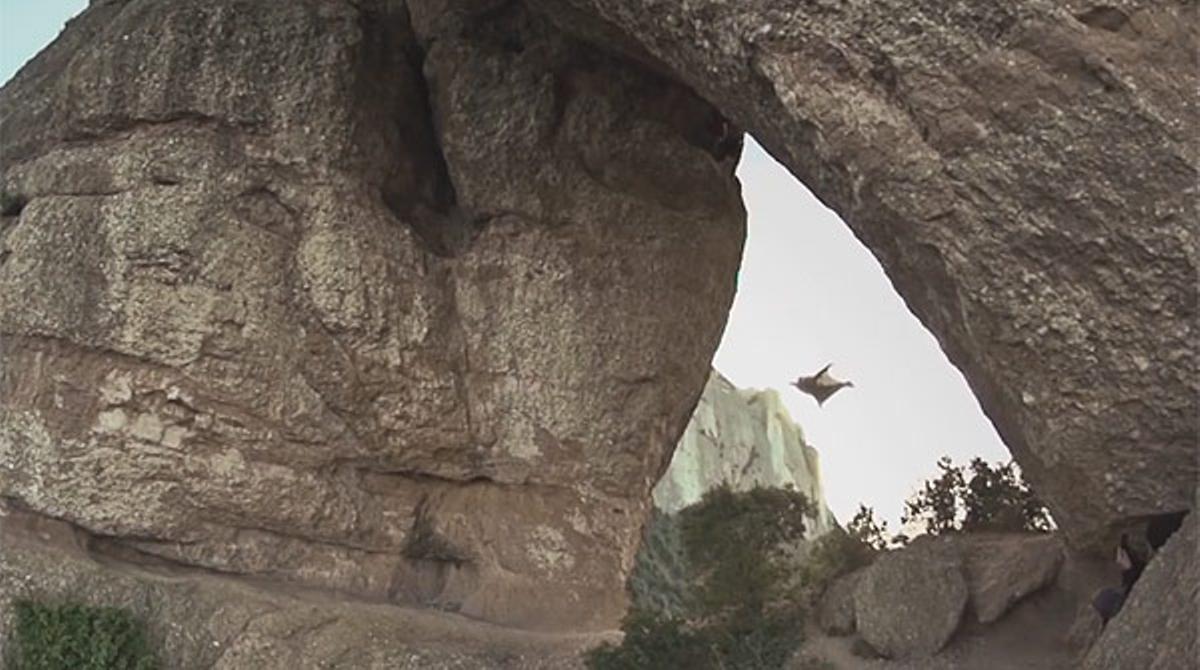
[853,536,968,658]
[960,533,1065,623]
[817,568,865,636]
[1084,512,1198,669]
[0,0,744,631]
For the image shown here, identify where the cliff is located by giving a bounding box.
[654,370,836,536]
[631,370,834,617]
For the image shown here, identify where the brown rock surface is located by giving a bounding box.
[539,0,1198,549]
[853,536,968,659]
[0,0,744,631]
[959,533,1064,624]
[1083,512,1198,670]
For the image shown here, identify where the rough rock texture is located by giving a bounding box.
[0,0,744,631]
[853,536,969,658]
[539,0,1199,550]
[653,369,836,533]
[1084,511,1198,670]
[0,507,595,669]
[960,533,1065,623]
[817,568,865,637]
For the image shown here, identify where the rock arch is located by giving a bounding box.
[0,0,1194,632]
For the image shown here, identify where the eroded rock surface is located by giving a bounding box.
[854,536,968,659]
[961,533,1064,624]
[540,0,1198,549]
[0,0,744,631]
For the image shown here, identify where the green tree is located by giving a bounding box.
[846,504,889,552]
[588,485,813,670]
[902,456,1052,535]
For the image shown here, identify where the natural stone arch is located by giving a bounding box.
[0,0,1195,636]
[538,0,1198,547]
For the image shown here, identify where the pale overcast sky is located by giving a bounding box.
[0,3,1011,529]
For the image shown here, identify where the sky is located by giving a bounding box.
[717,142,1009,529]
[0,1,86,83]
[0,3,1012,530]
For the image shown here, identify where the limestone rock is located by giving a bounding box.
[960,533,1065,623]
[653,370,836,534]
[854,536,968,658]
[0,0,744,631]
[1083,512,1198,670]
[538,0,1199,550]
[817,568,865,636]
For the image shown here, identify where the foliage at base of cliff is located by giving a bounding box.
[4,600,159,670]
[590,485,812,670]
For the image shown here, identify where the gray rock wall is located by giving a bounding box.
[0,0,744,631]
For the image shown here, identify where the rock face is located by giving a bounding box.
[0,0,744,631]
[961,533,1065,624]
[652,370,836,532]
[538,0,1198,550]
[1084,512,1198,670]
[853,536,969,659]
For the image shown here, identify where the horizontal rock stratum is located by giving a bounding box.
[1,0,1196,645]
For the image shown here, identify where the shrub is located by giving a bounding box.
[902,456,1052,535]
[4,600,159,670]
[589,485,814,670]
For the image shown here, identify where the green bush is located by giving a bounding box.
[4,600,159,670]
[590,485,813,670]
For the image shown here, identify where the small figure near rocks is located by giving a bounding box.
[1091,510,1190,627]
[792,363,854,406]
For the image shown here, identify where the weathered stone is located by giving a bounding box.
[1084,512,1198,670]
[0,507,594,669]
[854,536,968,658]
[0,0,744,631]
[537,0,1199,550]
[960,533,1065,623]
[817,568,865,636]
